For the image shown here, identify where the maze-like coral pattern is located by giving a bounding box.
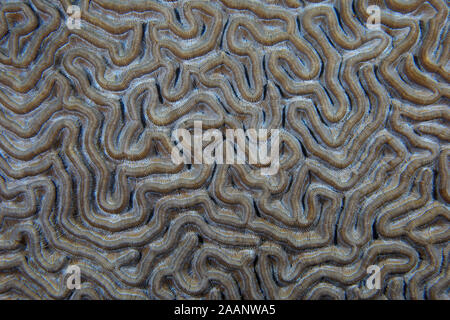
[0,0,449,300]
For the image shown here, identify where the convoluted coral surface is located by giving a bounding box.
[0,0,449,300]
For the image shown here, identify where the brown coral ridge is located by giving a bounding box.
[0,0,448,300]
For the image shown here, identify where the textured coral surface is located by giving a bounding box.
[0,0,449,300]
